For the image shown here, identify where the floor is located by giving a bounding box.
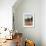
[0,39,16,46]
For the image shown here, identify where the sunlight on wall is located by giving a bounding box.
[0,8,12,30]
[0,0,17,30]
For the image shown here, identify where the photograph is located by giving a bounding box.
[23,12,34,27]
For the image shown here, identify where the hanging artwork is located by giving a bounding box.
[23,12,34,27]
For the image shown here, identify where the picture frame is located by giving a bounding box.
[23,12,34,27]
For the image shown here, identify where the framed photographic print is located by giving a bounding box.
[23,12,34,27]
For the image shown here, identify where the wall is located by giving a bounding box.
[41,0,46,46]
[13,0,41,46]
[0,0,17,30]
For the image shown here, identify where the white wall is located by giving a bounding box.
[41,0,46,46]
[0,0,17,30]
[13,0,41,46]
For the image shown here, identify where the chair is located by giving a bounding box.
[15,33,23,46]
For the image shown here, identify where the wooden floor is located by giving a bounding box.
[0,39,16,46]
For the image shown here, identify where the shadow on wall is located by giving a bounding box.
[12,0,41,46]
